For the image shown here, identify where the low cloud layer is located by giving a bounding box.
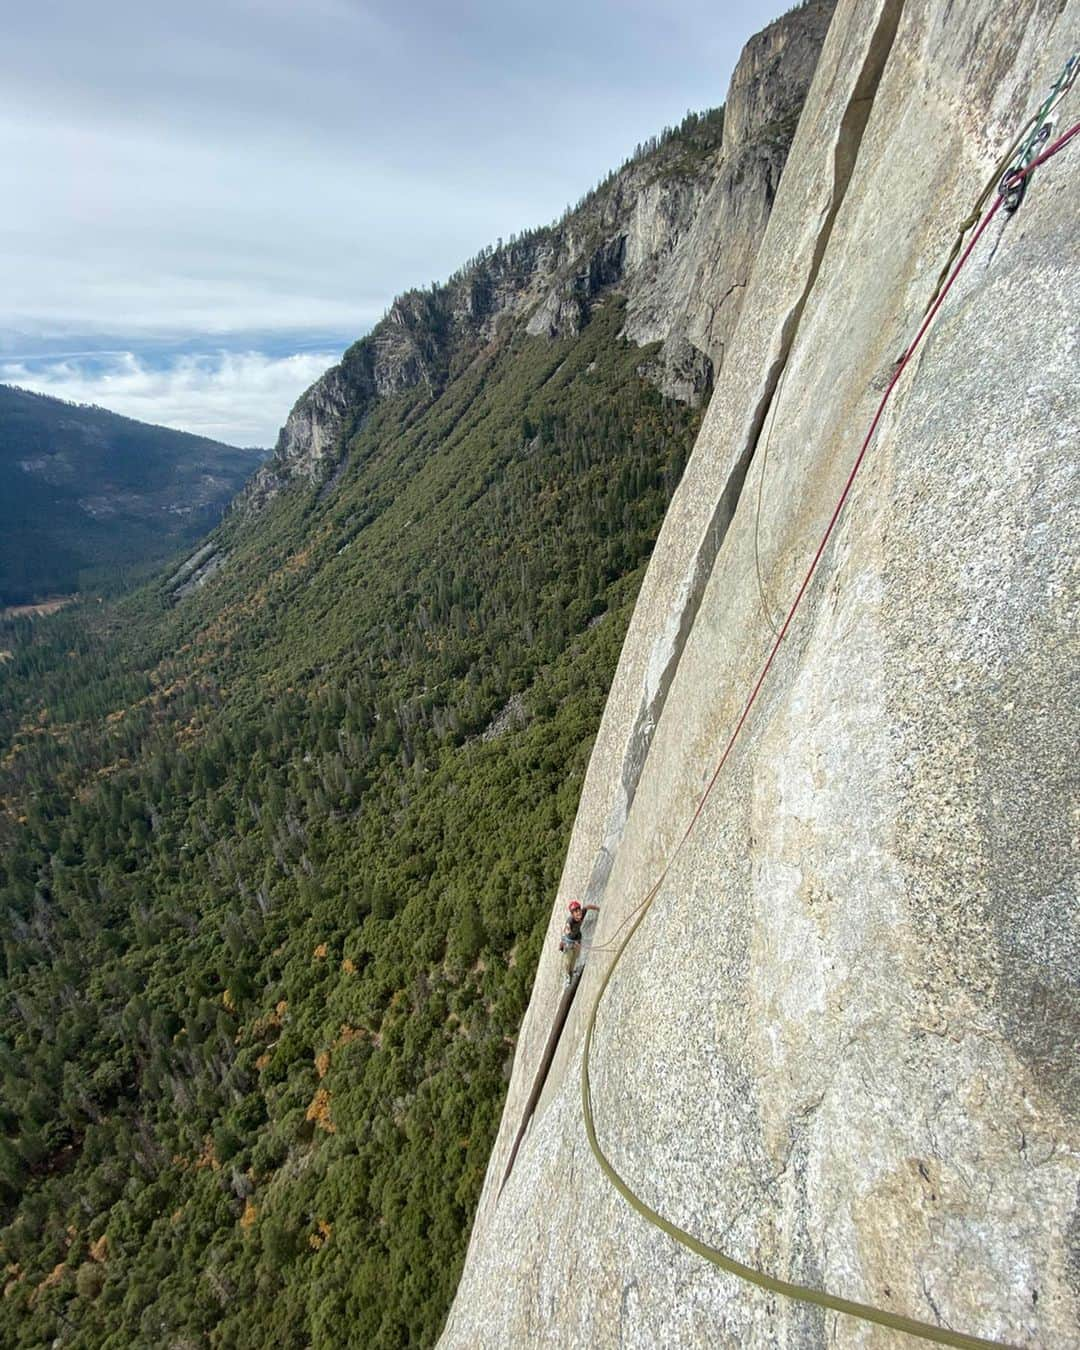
[1,348,340,448]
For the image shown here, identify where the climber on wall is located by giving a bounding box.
[559,899,599,984]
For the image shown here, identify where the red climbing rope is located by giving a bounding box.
[693,117,1080,831]
[588,116,1079,961]
[578,119,1080,1350]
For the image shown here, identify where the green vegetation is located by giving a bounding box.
[0,298,702,1347]
[0,384,265,606]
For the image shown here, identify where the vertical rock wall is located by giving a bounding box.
[442,0,1079,1345]
[622,0,838,398]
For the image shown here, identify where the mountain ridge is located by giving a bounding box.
[0,382,264,605]
[0,10,838,1344]
[242,0,836,513]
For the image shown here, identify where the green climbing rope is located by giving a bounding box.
[581,908,1010,1349]
[924,53,1077,315]
[580,74,1078,1350]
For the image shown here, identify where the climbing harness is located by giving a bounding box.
[580,92,1080,1350]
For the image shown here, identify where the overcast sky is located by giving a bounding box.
[2,0,786,445]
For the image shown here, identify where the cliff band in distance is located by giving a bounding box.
[442,0,1080,1346]
[242,1,837,510]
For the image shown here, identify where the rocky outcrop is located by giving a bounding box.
[168,545,229,599]
[242,2,835,510]
[443,0,1080,1346]
[623,0,837,396]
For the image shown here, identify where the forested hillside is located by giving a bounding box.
[0,384,264,605]
[0,11,832,1335]
[0,298,702,1347]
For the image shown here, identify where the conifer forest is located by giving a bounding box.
[0,297,702,1347]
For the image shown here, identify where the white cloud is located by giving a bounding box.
[1,349,339,448]
[0,1,773,340]
[0,1,778,445]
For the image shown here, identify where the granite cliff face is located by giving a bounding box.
[443,0,1080,1346]
[621,0,839,392]
[241,1,835,508]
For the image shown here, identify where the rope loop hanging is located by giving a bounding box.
[579,80,1079,1350]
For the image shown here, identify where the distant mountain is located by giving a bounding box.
[0,384,265,605]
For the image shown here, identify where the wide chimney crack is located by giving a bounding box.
[498,0,908,1194]
[583,0,906,920]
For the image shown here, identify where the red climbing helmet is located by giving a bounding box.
[568,900,583,912]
